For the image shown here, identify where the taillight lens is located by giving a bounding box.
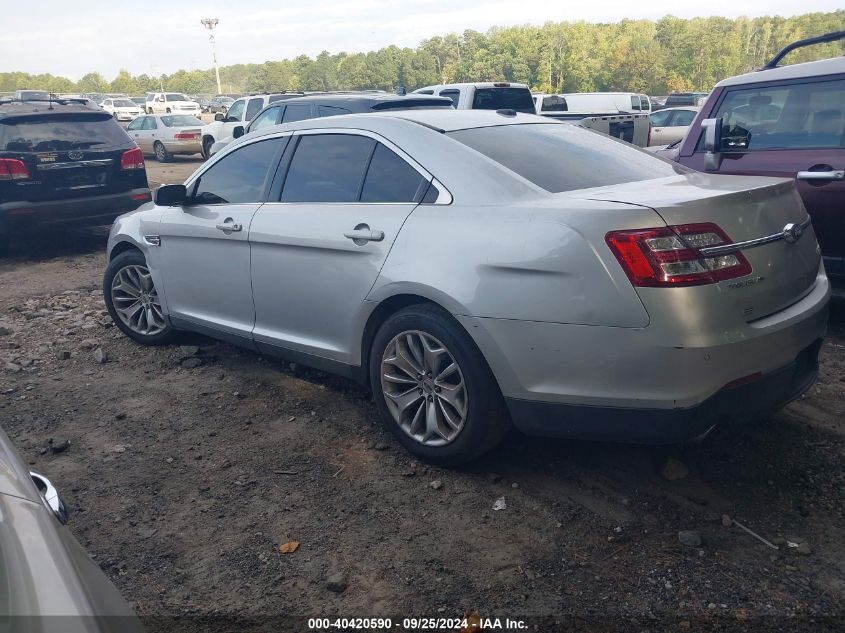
[174,132,199,140]
[120,147,145,171]
[0,158,31,181]
[606,223,751,287]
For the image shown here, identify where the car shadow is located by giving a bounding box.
[1,226,110,261]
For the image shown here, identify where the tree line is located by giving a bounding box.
[2,11,843,97]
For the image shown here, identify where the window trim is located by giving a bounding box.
[269,128,451,205]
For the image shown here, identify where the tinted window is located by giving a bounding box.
[227,99,245,121]
[671,110,696,127]
[282,134,375,202]
[649,110,673,126]
[471,88,535,113]
[714,79,845,151]
[249,106,281,132]
[246,97,264,120]
[161,115,203,127]
[282,104,312,123]
[193,138,283,205]
[439,90,460,107]
[448,123,687,193]
[165,93,188,102]
[318,105,352,117]
[541,95,567,112]
[0,114,130,151]
[361,144,427,203]
[416,89,434,95]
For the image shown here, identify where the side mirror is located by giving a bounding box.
[233,125,245,139]
[701,117,723,172]
[214,112,224,121]
[155,183,187,206]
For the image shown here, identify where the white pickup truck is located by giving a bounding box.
[532,93,651,147]
[413,83,650,147]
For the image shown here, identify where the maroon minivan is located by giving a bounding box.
[674,32,845,298]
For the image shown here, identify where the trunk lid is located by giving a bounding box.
[583,173,821,321]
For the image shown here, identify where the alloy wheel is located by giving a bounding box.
[154,142,167,161]
[380,330,468,446]
[110,264,167,336]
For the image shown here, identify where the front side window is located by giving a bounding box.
[127,117,144,131]
[713,79,845,151]
[649,110,673,127]
[249,107,281,132]
[226,99,245,121]
[630,96,641,111]
[448,123,687,193]
[640,96,650,111]
[245,97,264,121]
[142,117,157,130]
[192,138,283,205]
[281,134,375,202]
[360,144,427,203]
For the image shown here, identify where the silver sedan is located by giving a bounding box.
[103,111,829,464]
[126,114,203,162]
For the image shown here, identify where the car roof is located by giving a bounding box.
[280,93,453,106]
[0,101,103,121]
[416,82,530,90]
[717,56,845,88]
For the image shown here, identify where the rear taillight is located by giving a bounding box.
[174,132,199,140]
[606,223,751,287]
[120,147,145,171]
[0,158,31,181]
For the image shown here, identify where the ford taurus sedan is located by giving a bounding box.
[103,110,830,464]
[0,425,143,631]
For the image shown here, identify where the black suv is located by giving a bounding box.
[0,99,151,250]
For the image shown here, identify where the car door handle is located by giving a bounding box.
[216,219,242,233]
[797,170,844,181]
[344,226,384,244]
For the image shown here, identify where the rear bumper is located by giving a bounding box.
[162,140,202,154]
[506,338,822,443]
[0,189,151,232]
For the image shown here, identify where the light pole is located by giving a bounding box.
[201,18,222,95]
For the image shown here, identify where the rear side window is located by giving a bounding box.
[472,88,535,113]
[713,79,845,151]
[192,138,283,204]
[282,134,375,202]
[448,123,686,192]
[0,114,130,151]
[318,105,352,117]
[671,110,696,127]
[439,90,460,107]
[282,104,312,123]
[360,144,427,203]
[245,97,264,120]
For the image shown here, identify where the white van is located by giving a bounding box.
[536,92,651,114]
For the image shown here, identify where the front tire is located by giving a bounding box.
[103,251,175,345]
[369,304,511,465]
[153,141,171,163]
[201,137,214,160]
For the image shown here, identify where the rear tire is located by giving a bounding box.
[154,141,171,163]
[103,251,175,346]
[369,304,511,466]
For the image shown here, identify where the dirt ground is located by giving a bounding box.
[1,159,844,632]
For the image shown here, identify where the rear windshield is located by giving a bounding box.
[371,98,454,110]
[160,115,203,127]
[448,123,687,192]
[471,88,535,113]
[0,114,130,151]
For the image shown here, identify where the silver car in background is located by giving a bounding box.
[126,114,203,162]
[103,111,829,464]
[0,426,143,631]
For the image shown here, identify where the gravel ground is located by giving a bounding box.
[1,160,844,632]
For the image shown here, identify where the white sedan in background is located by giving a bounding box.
[100,98,144,122]
[126,114,203,162]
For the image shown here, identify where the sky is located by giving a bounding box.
[1,0,842,80]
